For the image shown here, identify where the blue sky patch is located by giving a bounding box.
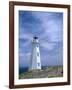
[19,11,63,68]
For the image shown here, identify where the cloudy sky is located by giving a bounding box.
[19,10,63,68]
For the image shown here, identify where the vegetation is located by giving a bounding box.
[19,66,63,79]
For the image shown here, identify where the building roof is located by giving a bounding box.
[34,36,38,39]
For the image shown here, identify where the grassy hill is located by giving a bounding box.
[19,66,63,79]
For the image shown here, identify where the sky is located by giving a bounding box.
[19,10,63,68]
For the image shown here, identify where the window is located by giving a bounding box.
[37,52,39,56]
[37,45,38,47]
[37,63,40,66]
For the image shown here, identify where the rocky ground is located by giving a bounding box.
[19,66,63,79]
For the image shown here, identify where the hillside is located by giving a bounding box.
[19,66,63,79]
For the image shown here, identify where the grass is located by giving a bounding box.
[19,66,63,79]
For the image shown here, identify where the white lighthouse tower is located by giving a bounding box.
[29,36,41,70]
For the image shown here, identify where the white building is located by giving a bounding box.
[29,37,41,70]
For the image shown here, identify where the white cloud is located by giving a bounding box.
[26,52,31,56]
[19,29,33,41]
[19,52,31,67]
[31,12,63,43]
[19,11,63,67]
[40,42,55,50]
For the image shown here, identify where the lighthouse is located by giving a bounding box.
[29,36,41,70]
